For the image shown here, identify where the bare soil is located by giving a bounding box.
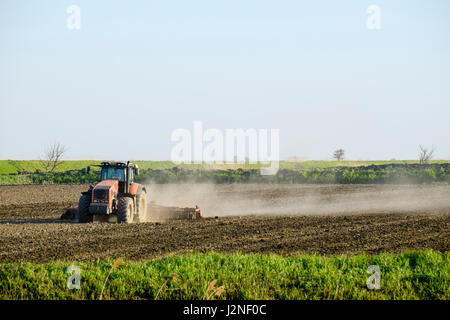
[0,184,448,262]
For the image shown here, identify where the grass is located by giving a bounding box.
[0,160,265,174]
[0,251,448,300]
[1,159,449,175]
[1,162,449,185]
[0,160,102,175]
[281,159,450,169]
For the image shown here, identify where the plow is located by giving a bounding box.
[61,161,201,223]
[148,203,202,220]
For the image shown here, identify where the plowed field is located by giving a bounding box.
[0,184,448,262]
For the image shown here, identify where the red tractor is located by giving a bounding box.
[77,161,147,223]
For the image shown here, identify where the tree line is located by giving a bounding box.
[1,163,449,185]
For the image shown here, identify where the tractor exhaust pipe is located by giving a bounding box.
[125,161,130,194]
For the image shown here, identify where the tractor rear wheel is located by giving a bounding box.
[117,197,134,224]
[76,194,92,223]
[135,190,147,223]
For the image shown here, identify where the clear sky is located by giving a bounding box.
[1,0,449,160]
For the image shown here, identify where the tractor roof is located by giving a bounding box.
[100,161,138,168]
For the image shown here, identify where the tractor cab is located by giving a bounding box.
[99,161,139,193]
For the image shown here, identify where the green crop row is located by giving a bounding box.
[1,159,450,175]
[0,250,447,300]
[1,164,448,185]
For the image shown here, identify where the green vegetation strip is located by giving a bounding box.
[2,160,450,185]
[1,160,450,174]
[1,164,449,185]
[0,251,448,300]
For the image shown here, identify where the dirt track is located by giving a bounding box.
[0,184,449,262]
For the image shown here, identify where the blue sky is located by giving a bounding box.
[1,0,449,160]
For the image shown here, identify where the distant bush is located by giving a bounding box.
[1,163,449,185]
[0,170,99,185]
[136,163,450,184]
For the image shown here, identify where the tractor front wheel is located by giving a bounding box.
[76,194,92,223]
[117,197,134,224]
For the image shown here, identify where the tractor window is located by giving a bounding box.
[100,167,126,182]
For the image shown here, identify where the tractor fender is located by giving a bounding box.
[129,183,140,195]
[129,183,146,196]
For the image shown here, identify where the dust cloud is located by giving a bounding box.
[144,183,450,217]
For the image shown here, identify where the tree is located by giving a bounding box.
[333,149,345,161]
[419,145,435,164]
[40,142,67,172]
